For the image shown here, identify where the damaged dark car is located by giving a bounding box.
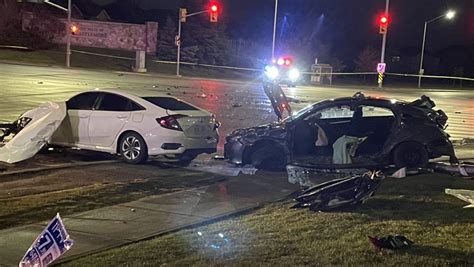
[224,93,457,170]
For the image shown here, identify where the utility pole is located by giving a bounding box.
[271,0,278,59]
[66,0,71,68]
[176,10,182,76]
[42,0,70,67]
[378,0,389,88]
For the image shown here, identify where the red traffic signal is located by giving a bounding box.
[378,14,389,34]
[209,2,219,22]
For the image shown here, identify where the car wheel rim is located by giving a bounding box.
[122,136,141,161]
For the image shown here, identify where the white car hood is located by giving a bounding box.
[0,102,66,164]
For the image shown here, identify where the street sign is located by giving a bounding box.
[377,63,386,74]
[175,35,180,46]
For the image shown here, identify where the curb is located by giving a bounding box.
[0,160,120,177]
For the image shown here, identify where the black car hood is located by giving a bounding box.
[228,123,287,140]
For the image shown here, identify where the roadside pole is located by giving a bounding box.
[176,12,182,76]
[66,0,71,68]
[378,0,389,88]
[175,7,215,77]
[271,0,278,59]
[43,0,70,68]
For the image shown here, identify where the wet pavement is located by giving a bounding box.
[0,171,299,266]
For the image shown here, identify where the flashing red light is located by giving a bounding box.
[210,3,218,12]
[284,59,291,66]
[379,15,389,25]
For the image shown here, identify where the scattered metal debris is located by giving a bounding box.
[232,103,242,108]
[292,170,384,212]
[368,235,414,250]
[429,162,474,177]
[445,189,474,208]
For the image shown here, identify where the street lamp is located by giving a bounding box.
[417,10,456,88]
[271,0,278,59]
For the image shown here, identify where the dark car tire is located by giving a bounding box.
[119,132,148,164]
[250,144,287,171]
[393,142,428,168]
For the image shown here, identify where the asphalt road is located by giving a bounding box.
[1,62,472,142]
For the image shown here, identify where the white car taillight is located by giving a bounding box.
[157,114,188,131]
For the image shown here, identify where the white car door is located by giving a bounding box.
[88,93,140,147]
[52,92,99,145]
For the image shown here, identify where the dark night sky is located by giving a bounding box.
[92,0,473,66]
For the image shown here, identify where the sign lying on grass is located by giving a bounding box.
[19,213,74,267]
[22,12,158,54]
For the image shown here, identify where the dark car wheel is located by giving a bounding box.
[393,142,428,168]
[119,132,148,164]
[250,144,287,171]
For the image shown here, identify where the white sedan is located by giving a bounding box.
[51,89,219,164]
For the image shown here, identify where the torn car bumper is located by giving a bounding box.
[0,102,66,163]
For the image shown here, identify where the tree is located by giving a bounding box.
[354,46,379,72]
[156,16,177,60]
[0,0,19,35]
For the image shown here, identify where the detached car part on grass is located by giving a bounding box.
[292,170,384,212]
[225,92,457,170]
[0,102,66,164]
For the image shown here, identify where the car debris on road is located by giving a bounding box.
[0,102,66,164]
[445,188,474,208]
[292,170,384,212]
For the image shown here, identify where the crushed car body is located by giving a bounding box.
[225,92,457,170]
[0,102,66,164]
[292,170,384,212]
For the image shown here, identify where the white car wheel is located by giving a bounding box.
[119,132,148,164]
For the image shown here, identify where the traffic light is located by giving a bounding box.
[378,15,389,34]
[70,24,79,35]
[209,2,219,22]
[180,8,187,22]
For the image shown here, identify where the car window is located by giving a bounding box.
[98,93,141,112]
[361,106,394,117]
[310,105,354,119]
[142,97,198,111]
[67,92,99,110]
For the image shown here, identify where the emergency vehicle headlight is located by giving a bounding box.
[289,68,300,81]
[265,65,279,79]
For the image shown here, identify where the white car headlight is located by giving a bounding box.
[265,66,279,80]
[289,68,300,81]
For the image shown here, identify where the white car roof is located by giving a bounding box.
[76,89,202,112]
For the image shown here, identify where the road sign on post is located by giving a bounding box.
[175,35,180,46]
[377,63,386,74]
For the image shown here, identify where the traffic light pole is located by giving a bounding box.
[176,14,182,76]
[44,0,71,68]
[378,0,389,88]
[66,0,71,68]
[176,9,209,77]
[271,0,278,59]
